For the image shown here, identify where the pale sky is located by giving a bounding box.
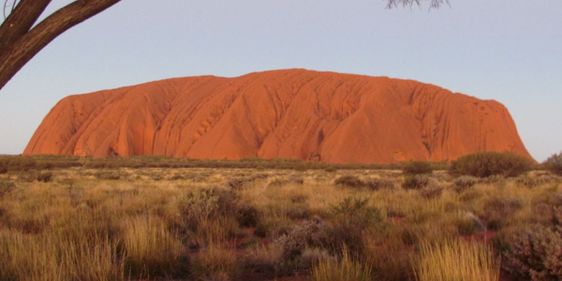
[0,0,560,161]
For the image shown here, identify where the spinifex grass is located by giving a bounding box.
[414,239,500,281]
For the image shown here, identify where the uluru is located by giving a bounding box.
[24,69,531,163]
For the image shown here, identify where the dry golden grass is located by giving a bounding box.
[414,239,500,281]
[0,162,559,281]
[122,215,183,277]
[311,249,373,281]
[0,230,124,281]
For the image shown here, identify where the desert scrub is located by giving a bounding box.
[365,178,395,190]
[192,244,238,281]
[0,180,15,197]
[242,244,284,279]
[450,152,533,178]
[502,224,562,281]
[236,205,260,227]
[311,249,373,281]
[122,216,184,278]
[180,187,237,232]
[267,176,304,188]
[402,175,432,190]
[334,175,365,188]
[414,239,500,281]
[274,217,330,262]
[543,152,562,176]
[419,184,443,199]
[453,176,479,192]
[403,161,433,175]
[94,170,122,180]
[328,197,383,256]
[477,196,523,230]
[37,171,53,182]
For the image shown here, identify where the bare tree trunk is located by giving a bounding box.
[0,0,120,91]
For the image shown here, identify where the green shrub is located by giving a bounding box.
[450,152,533,178]
[402,175,431,190]
[543,152,562,176]
[403,161,433,175]
[502,225,562,281]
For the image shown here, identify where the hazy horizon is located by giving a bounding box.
[0,0,560,161]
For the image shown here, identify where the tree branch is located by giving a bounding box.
[0,0,121,90]
[386,0,449,9]
[0,0,52,54]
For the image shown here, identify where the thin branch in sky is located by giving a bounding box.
[386,0,450,9]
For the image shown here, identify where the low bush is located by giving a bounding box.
[275,217,330,262]
[414,239,500,281]
[334,175,365,188]
[0,165,7,174]
[180,188,238,232]
[0,180,15,197]
[402,175,431,190]
[419,185,443,199]
[328,198,383,256]
[450,152,533,178]
[37,171,53,183]
[403,161,433,175]
[365,178,395,190]
[95,170,122,180]
[453,176,479,192]
[502,225,562,281]
[478,197,523,230]
[237,206,260,228]
[543,152,562,176]
[267,176,304,188]
[515,175,556,188]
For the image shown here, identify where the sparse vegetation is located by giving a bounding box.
[403,161,433,175]
[0,156,559,281]
[502,224,562,281]
[544,152,562,176]
[402,175,432,189]
[450,152,533,178]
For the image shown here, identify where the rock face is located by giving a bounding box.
[24,69,532,163]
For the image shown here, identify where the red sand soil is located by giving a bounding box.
[24,69,531,163]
